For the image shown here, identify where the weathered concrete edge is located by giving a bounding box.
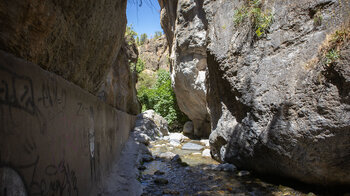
[0,50,136,195]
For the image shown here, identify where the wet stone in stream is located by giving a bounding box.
[140,135,321,196]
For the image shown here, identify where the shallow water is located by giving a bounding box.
[140,137,347,196]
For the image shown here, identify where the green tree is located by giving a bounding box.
[125,24,138,40]
[137,70,188,130]
[154,31,163,39]
[140,33,148,45]
[130,58,145,73]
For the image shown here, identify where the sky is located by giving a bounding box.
[126,0,163,38]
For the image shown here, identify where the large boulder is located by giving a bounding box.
[159,0,350,186]
[133,110,170,144]
[159,0,211,138]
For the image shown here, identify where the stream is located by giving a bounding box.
[138,133,319,196]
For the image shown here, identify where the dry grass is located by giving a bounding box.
[319,24,350,58]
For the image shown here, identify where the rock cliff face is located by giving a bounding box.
[139,35,169,71]
[159,0,211,138]
[0,0,140,114]
[0,0,126,94]
[98,36,141,115]
[159,0,350,186]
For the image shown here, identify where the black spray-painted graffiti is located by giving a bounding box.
[0,66,47,134]
[37,76,67,120]
[1,156,79,196]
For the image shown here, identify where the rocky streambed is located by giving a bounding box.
[99,110,348,196]
[138,133,323,196]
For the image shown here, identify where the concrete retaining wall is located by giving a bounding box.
[0,50,136,195]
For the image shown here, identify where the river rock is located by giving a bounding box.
[134,133,151,145]
[201,149,211,157]
[183,121,194,135]
[169,140,181,147]
[154,170,165,175]
[213,163,237,172]
[158,152,177,159]
[169,132,188,143]
[159,0,350,186]
[133,110,169,142]
[200,139,210,147]
[237,171,250,177]
[182,142,204,151]
[141,154,154,163]
[171,154,182,163]
[154,178,169,185]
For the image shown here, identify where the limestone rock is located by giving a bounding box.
[182,142,204,151]
[97,36,141,115]
[133,110,170,143]
[168,132,188,143]
[199,139,210,147]
[201,149,211,157]
[159,0,211,138]
[160,0,350,186]
[183,121,194,135]
[0,0,127,94]
[158,152,177,159]
[139,35,169,71]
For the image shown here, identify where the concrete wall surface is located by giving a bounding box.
[0,50,136,196]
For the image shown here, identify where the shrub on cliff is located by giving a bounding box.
[137,70,188,130]
[233,0,273,38]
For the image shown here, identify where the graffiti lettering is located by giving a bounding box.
[26,158,79,196]
[0,66,47,134]
[0,67,36,115]
[37,77,66,110]
[76,102,90,116]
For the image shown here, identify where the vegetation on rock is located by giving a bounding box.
[130,58,145,73]
[137,69,188,130]
[320,25,349,66]
[233,0,273,38]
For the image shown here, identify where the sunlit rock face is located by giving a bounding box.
[160,0,350,186]
[159,0,211,138]
[0,0,127,94]
[139,35,169,71]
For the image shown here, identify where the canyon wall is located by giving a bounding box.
[0,0,140,194]
[139,35,169,72]
[159,0,211,138]
[160,0,350,186]
[0,51,135,195]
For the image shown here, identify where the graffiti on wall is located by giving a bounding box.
[0,66,47,135]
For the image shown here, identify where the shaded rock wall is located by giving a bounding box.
[160,0,350,186]
[0,0,127,94]
[98,37,141,115]
[0,51,136,195]
[0,0,140,114]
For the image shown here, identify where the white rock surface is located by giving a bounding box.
[201,149,211,157]
[200,139,210,147]
[133,110,169,144]
[182,142,204,151]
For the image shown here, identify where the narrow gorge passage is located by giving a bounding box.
[1,0,349,195]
